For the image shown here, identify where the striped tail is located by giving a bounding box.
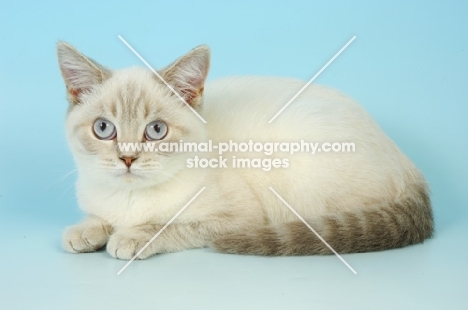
[211,184,433,255]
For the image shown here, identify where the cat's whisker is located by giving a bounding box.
[58,180,76,201]
[44,169,77,191]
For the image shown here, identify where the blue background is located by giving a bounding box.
[1,1,467,309]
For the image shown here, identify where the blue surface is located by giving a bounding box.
[1,1,467,309]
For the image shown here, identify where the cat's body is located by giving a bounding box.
[58,43,433,259]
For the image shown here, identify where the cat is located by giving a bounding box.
[57,42,433,260]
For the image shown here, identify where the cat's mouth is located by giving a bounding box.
[117,168,143,181]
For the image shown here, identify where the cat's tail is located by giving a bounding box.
[211,184,433,255]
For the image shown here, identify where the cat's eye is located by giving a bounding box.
[145,120,168,141]
[93,118,116,140]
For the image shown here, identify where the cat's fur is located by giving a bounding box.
[57,42,433,260]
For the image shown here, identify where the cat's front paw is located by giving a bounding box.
[63,223,109,253]
[107,230,156,260]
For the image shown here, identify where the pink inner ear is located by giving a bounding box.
[62,67,81,86]
[62,66,91,99]
[61,65,75,80]
[179,88,196,104]
[181,76,205,102]
[62,68,80,100]
[68,87,80,98]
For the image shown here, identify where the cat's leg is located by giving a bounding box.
[107,221,238,260]
[63,215,113,253]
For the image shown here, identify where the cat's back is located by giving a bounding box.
[204,76,333,118]
[202,76,377,143]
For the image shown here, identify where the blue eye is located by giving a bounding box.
[93,118,116,140]
[145,120,168,140]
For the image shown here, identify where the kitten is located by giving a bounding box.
[57,42,433,260]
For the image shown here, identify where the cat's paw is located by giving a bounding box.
[107,230,156,260]
[63,223,109,253]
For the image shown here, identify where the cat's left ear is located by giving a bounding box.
[162,45,210,109]
[57,42,111,105]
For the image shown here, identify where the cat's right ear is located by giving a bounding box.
[162,45,210,110]
[57,42,110,105]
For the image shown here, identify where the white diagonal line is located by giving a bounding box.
[117,187,206,275]
[118,35,207,124]
[268,187,357,275]
[268,36,356,123]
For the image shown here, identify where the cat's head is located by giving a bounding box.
[57,42,210,189]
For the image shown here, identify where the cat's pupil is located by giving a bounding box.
[100,122,107,132]
[153,124,160,133]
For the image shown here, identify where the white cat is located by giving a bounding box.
[58,42,433,259]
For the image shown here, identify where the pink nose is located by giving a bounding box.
[120,156,136,168]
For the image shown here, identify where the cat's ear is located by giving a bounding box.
[57,42,111,105]
[162,45,210,109]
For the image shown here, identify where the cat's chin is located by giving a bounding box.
[111,170,169,189]
[114,170,155,184]
[116,170,145,182]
